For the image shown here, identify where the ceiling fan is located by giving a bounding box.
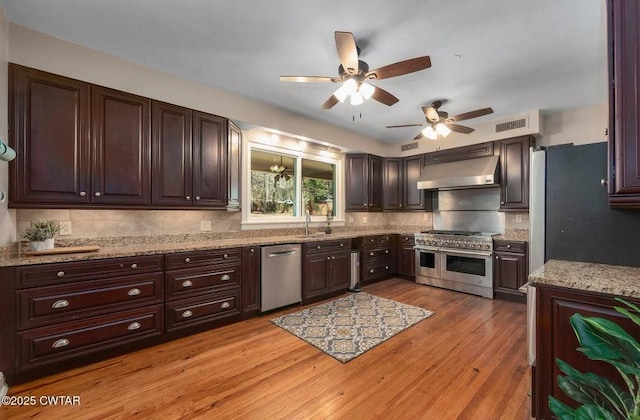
[280,31,431,109]
[387,100,494,140]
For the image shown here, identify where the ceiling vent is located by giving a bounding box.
[401,142,419,152]
[495,116,528,133]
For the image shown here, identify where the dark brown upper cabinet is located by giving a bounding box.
[498,135,533,211]
[9,64,91,205]
[345,154,383,212]
[608,0,640,207]
[383,158,403,210]
[383,154,430,211]
[192,111,227,208]
[91,86,151,205]
[226,120,242,211]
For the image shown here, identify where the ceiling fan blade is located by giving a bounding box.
[422,106,440,123]
[446,123,475,134]
[370,85,399,106]
[366,56,431,80]
[280,76,338,83]
[413,132,425,140]
[335,31,359,75]
[449,107,494,122]
[386,123,425,128]
[321,95,339,110]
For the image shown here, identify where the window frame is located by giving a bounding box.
[242,141,344,229]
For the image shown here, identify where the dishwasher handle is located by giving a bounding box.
[268,250,298,257]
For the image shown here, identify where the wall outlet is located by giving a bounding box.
[423,213,429,221]
[515,214,523,223]
[200,220,212,231]
[59,221,72,236]
[362,216,368,224]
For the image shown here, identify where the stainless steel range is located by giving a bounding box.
[414,230,495,299]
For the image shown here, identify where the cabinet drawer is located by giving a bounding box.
[17,272,164,330]
[165,289,241,333]
[165,263,241,300]
[18,305,163,368]
[493,240,527,253]
[165,248,241,270]
[397,234,415,243]
[363,235,394,246]
[363,259,395,280]
[364,246,393,259]
[303,240,350,254]
[16,255,164,289]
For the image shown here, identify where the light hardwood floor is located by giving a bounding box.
[2,278,532,419]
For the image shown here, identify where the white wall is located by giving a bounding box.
[0,6,16,246]
[537,104,608,147]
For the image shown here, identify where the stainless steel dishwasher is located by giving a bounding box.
[261,244,302,312]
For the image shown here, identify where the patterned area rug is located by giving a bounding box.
[270,292,435,363]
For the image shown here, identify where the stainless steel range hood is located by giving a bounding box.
[417,155,500,190]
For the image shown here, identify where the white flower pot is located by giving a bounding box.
[44,238,55,249]
[29,241,46,252]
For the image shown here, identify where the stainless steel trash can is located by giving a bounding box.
[349,250,361,292]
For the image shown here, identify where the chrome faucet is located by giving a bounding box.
[305,210,311,236]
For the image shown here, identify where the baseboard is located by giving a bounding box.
[0,372,8,399]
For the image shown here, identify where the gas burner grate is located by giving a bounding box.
[420,230,482,236]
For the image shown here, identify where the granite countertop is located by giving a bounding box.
[0,226,422,267]
[529,259,640,298]
[494,229,529,242]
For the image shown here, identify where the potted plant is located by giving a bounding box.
[550,298,640,419]
[22,220,61,251]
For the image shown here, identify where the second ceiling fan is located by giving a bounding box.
[387,100,494,140]
[280,31,431,109]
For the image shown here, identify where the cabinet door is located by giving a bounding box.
[193,111,227,208]
[494,251,526,292]
[383,158,403,210]
[152,101,192,206]
[368,155,384,211]
[345,154,369,211]
[227,121,242,210]
[499,136,531,210]
[403,154,429,210]
[329,251,350,290]
[91,86,151,205]
[242,246,261,315]
[397,237,416,277]
[609,0,640,206]
[9,64,90,204]
[303,252,331,300]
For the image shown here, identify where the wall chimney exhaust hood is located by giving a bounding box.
[417,155,500,190]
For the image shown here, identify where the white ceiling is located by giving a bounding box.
[0,0,607,144]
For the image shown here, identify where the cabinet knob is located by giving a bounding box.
[385,265,389,270]
[385,250,389,254]
[601,179,607,187]
[195,196,201,201]
[184,257,191,263]
[316,245,321,249]
[182,310,193,318]
[95,192,101,197]
[332,256,335,260]
[52,338,69,349]
[127,322,141,331]
[223,254,228,259]
[182,280,193,288]
[369,269,375,273]
[363,203,367,206]
[56,271,65,278]
[221,302,231,309]
[250,248,255,253]
[79,191,86,197]
[221,274,231,281]
[506,244,511,248]
[370,252,375,256]
[340,243,344,247]
[131,263,138,269]
[327,256,331,260]
[500,201,505,205]
[186,196,191,200]
[127,288,141,296]
[52,299,69,309]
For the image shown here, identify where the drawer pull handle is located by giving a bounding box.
[340,243,344,247]
[385,265,390,270]
[52,339,69,349]
[127,288,141,296]
[185,257,191,263]
[316,245,321,249]
[51,299,69,309]
[370,252,374,256]
[369,269,375,273]
[221,302,231,309]
[223,254,228,259]
[221,274,231,281]
[182,310,193,318]
[385,250,389,254]
[131,263,138,269]
[57,271,65,278]
[182,280,193,288]
[327,256,331,260]
[79,191,86,197]
[127,322,141,331]
[506,244,511,248]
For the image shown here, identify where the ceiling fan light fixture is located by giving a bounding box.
[350,92,364,105]
[333,85,349,103]
[436,123,452,137]
[342,78,358,95]
[422,125,438,140]
[359,82,375,99]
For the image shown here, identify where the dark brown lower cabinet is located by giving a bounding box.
[355,235,395,284]
[493,239,527,302]
[534,285,640,419]
[241,246,261,317]
[302,240,351,304]
[396,234,415,278]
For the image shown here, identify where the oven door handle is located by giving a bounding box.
[414,246,440,252]
[443,249,493,257]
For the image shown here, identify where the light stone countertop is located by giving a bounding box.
[0,227,421,267]
[494,229,529,242]
[529,259,640,298]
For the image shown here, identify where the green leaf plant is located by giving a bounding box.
[550,298,640,420]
